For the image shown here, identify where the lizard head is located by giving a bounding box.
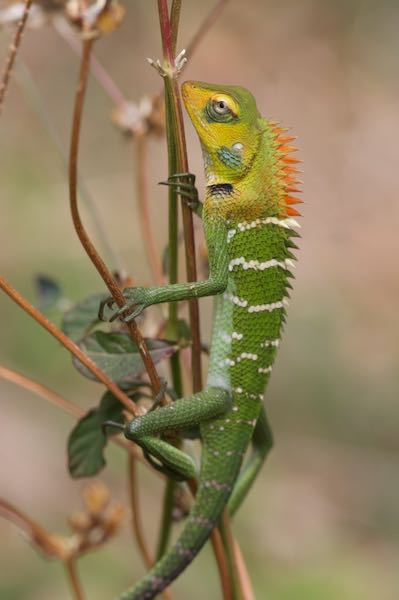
[182,80,265,184]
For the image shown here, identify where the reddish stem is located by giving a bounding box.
[68,39,164,399]
[0,0,33,115]
[0,276,138,415]
[158,0,174,64]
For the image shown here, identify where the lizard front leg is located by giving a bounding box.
[100,216,228,322]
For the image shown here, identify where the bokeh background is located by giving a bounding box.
[1,0,398,598]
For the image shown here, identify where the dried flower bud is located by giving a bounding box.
[66,0,125,39]
[83,481,110,515]
[68,511,92,532]
[103,503,125,535]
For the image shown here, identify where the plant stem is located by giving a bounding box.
[170,0,182,54]
[0,0,33,115]
[0,364,83,419]
[64,558,85,600]
[53,16,126,107]
[187,480,233,600]
[15,60,121,271]
[220,512,241,600]
[0,276,138,415]
[0,498,60,555]
[232,539,255,600]
[155,2,187,560]
[158,0,202,394]
[0,364,159,469]
[69,38,164,400]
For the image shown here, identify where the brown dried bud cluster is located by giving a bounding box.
[66,0,125,39]
[67,481,125,557]
[11,481,125,562]
[111,93,165,138]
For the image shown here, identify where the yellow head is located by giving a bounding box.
[182,80,265,184]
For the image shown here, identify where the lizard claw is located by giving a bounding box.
[159,173,201,212]
[100,287,149,323]
[98,296,117,321]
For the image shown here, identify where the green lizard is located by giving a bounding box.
[105,80,301,599]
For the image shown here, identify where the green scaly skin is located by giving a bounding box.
[113,81,301,599]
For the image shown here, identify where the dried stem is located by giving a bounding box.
[187,480,232,600]
[0,364,159,469]
[64,558,85,600]
[0,276,138,415]
[0,498,58,553]
[135,132,164,285]
[0,364,83,419]
[232,539,255,600]
[53,16,126,107]
[0,0,33,115]
[127,456,175,600]
[15,60,121,271]
[170,0,182,54]
[211,527,234,600]
[220,512,241,600]
[69,39,163,399]
[157,0,203,393]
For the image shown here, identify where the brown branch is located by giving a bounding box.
[0,364,84,419]
[0,276,138,415]
[68,39,164,399]
[53,16,126,107]
[157,0,202,393]
[0,0,33,115]
[232,538,255,600]
[0,498,64,557]
[64,558,85,600]
[135,133,164,285]
[187,480,232,600]
[221,511,242,600]
[0,364,164,476]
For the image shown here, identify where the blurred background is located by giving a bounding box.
[1,0,398,598]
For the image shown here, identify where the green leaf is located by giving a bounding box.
[68,392,124,478]
[73,331,178,384]
[62,293,107,341]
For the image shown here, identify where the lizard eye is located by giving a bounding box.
[206,94,238,122]
[211,95,232,116]
[214,99,229,114]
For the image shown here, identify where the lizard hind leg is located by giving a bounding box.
[124,387,231,481]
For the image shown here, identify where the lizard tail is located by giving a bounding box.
[118,451,242,600]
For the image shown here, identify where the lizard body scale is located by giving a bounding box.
[114,81,302,599]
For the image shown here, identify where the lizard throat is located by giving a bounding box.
[207,183,234,199]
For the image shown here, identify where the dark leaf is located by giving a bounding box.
[73,331,178,384]
[67,392,124,478]
[62,293,107,341]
